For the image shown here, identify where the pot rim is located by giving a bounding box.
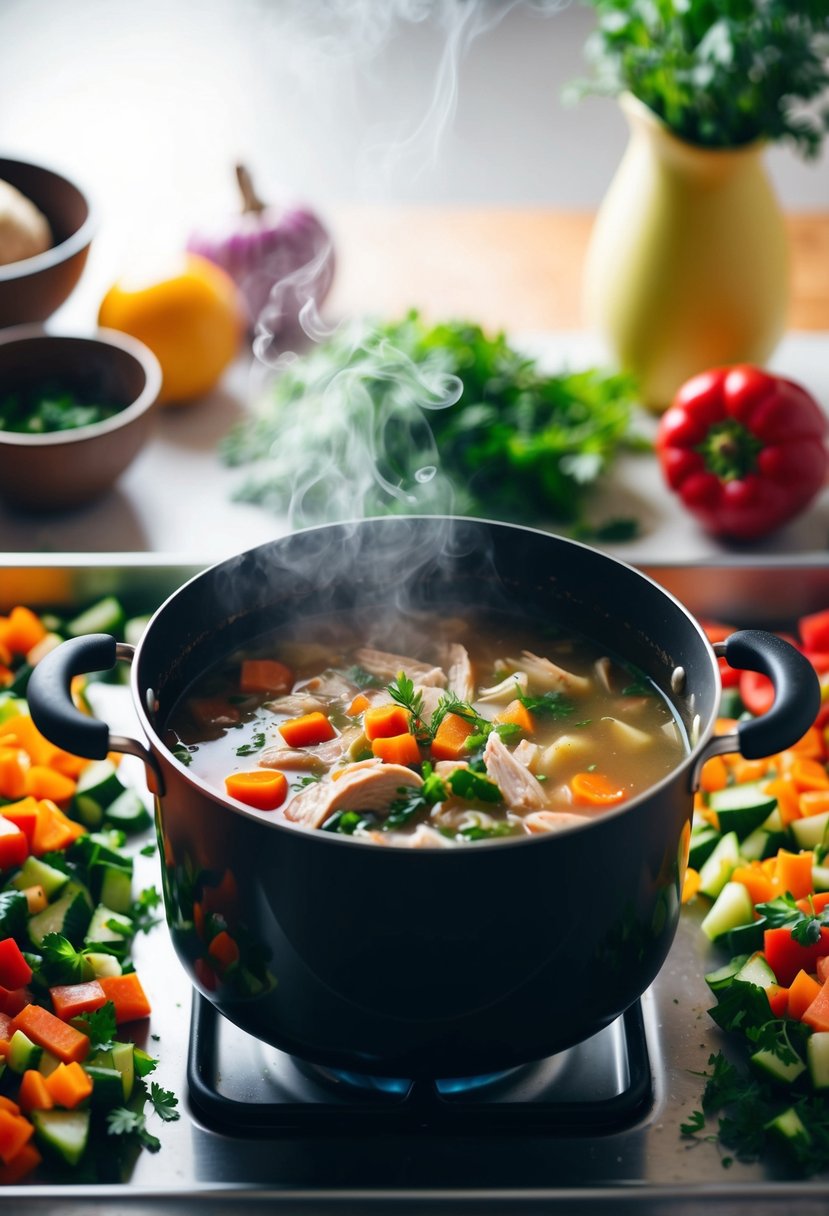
[132,515,720,851]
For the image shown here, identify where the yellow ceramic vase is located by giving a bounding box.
[583,94,789,412]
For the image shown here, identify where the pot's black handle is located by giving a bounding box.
[721,629,820,759]
[27,633,163,792]
[28,633,116,759]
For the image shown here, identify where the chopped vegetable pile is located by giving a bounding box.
[682,607,829,1174]
[0,599,175,1184]
[220,311,644,538]
[0,385,122,435]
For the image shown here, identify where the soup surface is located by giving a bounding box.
[164,609,686,846]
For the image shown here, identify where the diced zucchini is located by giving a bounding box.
[698,831,741,899]
[705,954,750,993]
[739,828,773,862]
[83,950,122,978]
[725,916,767,956]
[28,882,92,948]
[765,1106,810,1145]
[762,807,785,834]
[808,1032,829,1090]
[734,953,777,990]
[709,782,777,838]
[85,902,133,947]
[10,855,69,900]
[84,1064,125,1109]
[65,596,125,639]
[103,789,151,834]
[752,1047,807,1085]
[689,826,721,870]
[6,1029,42,1074]
[89,1041,134,1101]
[791,811,829,851]
[701,881,755,942]
[32,1108,90,1166]
[814,865,829,893]
[37,1050,60,1078]
[98,865,133,915]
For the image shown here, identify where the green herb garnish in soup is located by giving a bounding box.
[0,383,122,434]
[164,610,687,847]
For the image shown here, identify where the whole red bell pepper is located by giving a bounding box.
[656,365,828,540]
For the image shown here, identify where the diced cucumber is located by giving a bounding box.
[85,902,133,947]
[37,1050,60,1078]
[75,758,127,810]
[65,597,125,639]
[739,828,773,862]
[709,782,777,838]
[98,864,133,915]
[791,811,829,851]
[83,950,122,978]
[73,795,104,829]
[762,807,785,834]
[698,831,741,899]
[89,1041,134,1101]
[7,1029,42,1074]
[84,1064,125,1109]
[814,865,829,893]
[28,882,92,948]
[32,1108,90,1166]
[701,881,755,942]
[10,855,68,900]
[752,1047,807,1085]
[103,789,151,834]
[765,1106,810,1145]
[734,953,777,989]
[808,1032,829,1090]
[725,916,767,956]
[689,826,721,870]
[705,954,750,993]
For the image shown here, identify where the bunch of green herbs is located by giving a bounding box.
[221,311,642,536]
[572,0,829,156]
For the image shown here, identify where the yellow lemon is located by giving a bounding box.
[98,253,244,405]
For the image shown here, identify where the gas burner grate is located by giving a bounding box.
[187,993,652,1136]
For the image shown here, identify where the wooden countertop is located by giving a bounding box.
[329,208,829,334]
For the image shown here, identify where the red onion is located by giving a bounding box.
[186,165,335,338]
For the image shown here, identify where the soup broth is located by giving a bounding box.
[164,608,687,847]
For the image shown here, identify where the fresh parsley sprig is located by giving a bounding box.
[756,893,829,947]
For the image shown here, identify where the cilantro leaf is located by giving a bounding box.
[107,1107,161,1153]
[235,730,266,757]
[134,1048,159,1078]
[756,894,827,946]
[39,933,91,985]
[77,1001,118,1052]
[680,1109,706,1136]
[130,886,163,935]
[149,1082,180,1123]
[517,689,574,718]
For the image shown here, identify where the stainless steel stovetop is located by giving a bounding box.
[5,554,829,1214]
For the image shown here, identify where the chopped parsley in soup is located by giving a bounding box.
[164,610,686,846]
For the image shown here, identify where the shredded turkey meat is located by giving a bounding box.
[483,732,547,811]
[285,763,423,830]
[507,651,590,696]
[353,647,447,687]
[446,643,475,702]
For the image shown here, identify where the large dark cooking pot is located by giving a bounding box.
[28,518,819,1078]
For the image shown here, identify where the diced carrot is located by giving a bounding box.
[0,1108,33,1165]
[346,693,371,718]
[224,769,288,811]
[31,800,85,857]
[766,983,789,1018]
[788,969,824,1021]
[371,733,422,767]
[3,607,46,657]
[0,940,32,991]
[0,1139,41,1184]
[48,981,107,1023]
[730,758,771,786]
[9,1004,89,1064]
[797,892,829,915]
[765,777,802,826]
[819,956,829,984]
[17,1070,53,1114]
[431,712,476,762]
[208,930,240,970]
[802,977,829,1032]
[681,867,701,904]
[363,704,412,741]
[24,766,76,804]
[0,1098,18,1116]
[22,886,47,916]
[699,754,728,794]
[790,757,829,793]
[0,748,26,801]
[494,699,535,735]
[0,817,27,871]
[278,712,336,748]
[774,849,815,901]
[0,797,39,846]
[800,789,829,818]
[731,864,775,907]
[239,658,294,695]
[98,973,151,1024]
[715,717,740,737]
[3,714,60,769]
[784,726,826,761]
[570,772,627,807]
[44,1061,93,1109]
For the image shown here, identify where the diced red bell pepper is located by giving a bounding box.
[0,817,27,872]
[800,609,829,655]
[0,939,32,990]
[763,925,829,987]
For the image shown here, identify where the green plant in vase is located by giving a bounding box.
[573,0,829,411]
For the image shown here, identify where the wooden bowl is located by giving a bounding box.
[0,327,162,511]
[0,157,96,325]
